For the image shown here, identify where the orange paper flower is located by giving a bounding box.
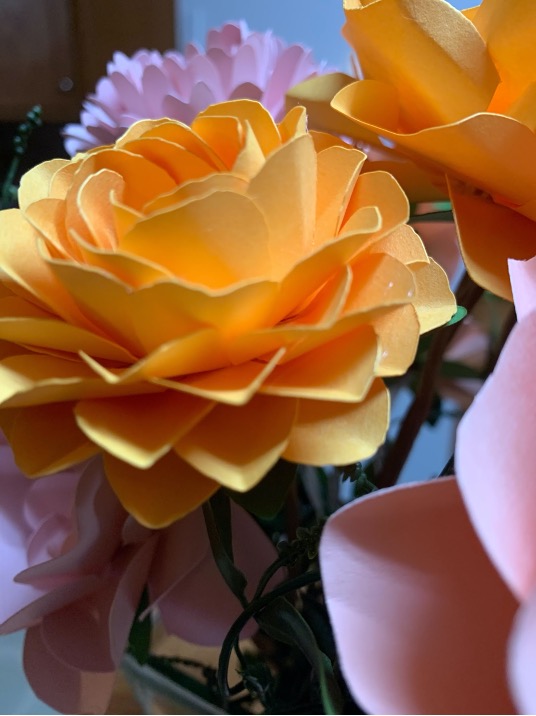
[0,100,454,527]
[290,0,536,299]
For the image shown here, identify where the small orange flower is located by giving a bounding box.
[289,0,536,299]
[0,100,454,527]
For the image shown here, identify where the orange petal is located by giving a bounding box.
[175,394,298,491]
[283,378,389,465]
[261,325,378,402]
[75,392,214,469]
[5,402,98,475]
[18,159,71,211]
[247,134,316,277]
[120,191,271,288]
[103,451,219,528]
[408,258,456,332]
[370,304,420,376]
[342,0,498,127]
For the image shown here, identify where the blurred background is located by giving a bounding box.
[0,0,474,713]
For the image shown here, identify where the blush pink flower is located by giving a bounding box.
[319,255,536,713]
[0,435,277,714]
[63,21,328,155]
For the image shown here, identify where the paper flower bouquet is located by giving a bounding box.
[0,2,532,713]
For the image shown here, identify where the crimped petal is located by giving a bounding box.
[175,394,298,491]
[450,182,536,300]
[320,478,516,714]
[343,0,499,127]
[456,311,536,601]
[283,378,389,465]
[260,325,378,401]
[103,451,219,528]
[75,392,214,469]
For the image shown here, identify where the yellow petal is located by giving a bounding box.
[196,100,281,157]
[450,182,536,300]
[286,73,378,141]
[103,451,219,528]
[0,212,93,329]
[278,105,308,142]
[315,145,365,245]
[120,191,271,288]
[156,349,285,406]
[129,279,278,350]
[75,392,214,469]
[0,295,134,362]
[261,325,379,402]
[247,134,316,277]
[18,159,71,211]
[175,394,298,491]
[5,403,98,475]
[342,0,498,127]
[371,304,420,376]
[409,258,456,333]
[283,378,389,464]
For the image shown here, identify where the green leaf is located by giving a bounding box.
[203,492,248,607]
[127,588,152,665]
[445,305,467,327]
[225,459,297,519]
[257,597,344,715]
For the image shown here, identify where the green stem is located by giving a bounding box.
[217,570,321,704]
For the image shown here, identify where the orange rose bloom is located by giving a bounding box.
[0,100,454,527]
[290,0,536,300]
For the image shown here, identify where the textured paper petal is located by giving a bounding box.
[450,181,536,301]
[176,394,297,491]
[408,258,456,332]
[508,587,536,715]
[75,392,214,469]
[284,378,389,465]
[5,403,97,475]
[103,451,219,528]
[120,191,271,288]
[24,625,116,715]
[320,478,516,714]
[456,311,536,600]
[342,0,498,127]
[261,325,378,401]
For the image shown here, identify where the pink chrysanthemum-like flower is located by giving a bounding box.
[63,21,328,155]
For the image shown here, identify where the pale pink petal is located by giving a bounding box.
[508,587,536,714]
[456,312,536,600]
[320,478,517,714]
[40,539,155,671]
[24,625,116,715]
[153,505,279,645]
[509,256,536,320]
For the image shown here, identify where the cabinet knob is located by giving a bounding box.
[58,76,74,93]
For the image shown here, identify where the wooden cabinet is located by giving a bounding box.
[0,0,175,122]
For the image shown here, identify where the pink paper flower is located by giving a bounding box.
[63,21,328,155]
[319,256,536,714]
[0,437,277,713]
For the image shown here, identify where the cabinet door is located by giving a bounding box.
[0,0,175,122]
[1,0,80,121]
